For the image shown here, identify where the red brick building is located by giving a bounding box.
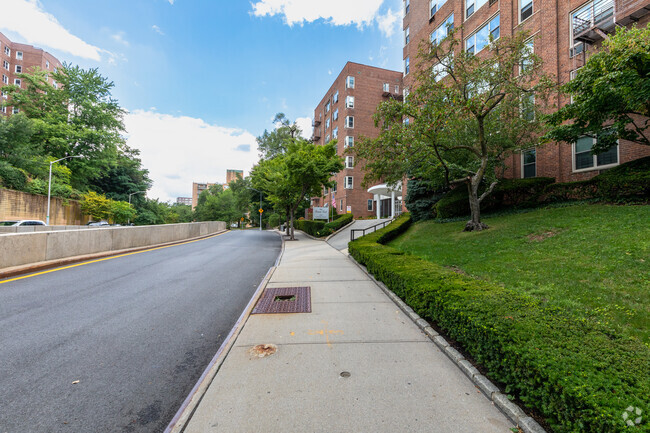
[0,31,63,116]
[403,0,650,183]
[311,62,404,218]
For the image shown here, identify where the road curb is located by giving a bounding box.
[347,254,547,433]
[164,231,285,433]
[0,230,230,280]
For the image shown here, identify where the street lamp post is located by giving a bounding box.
[47,155,83,225]
[128,191,147,225]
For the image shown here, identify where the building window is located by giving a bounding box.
[367,199,373,211]
[574,136,618,171]
[2,74,7,84]
[520,0,533,22]
[522,148,536,178]
[465,0,488,19]
[4,46,9,56]
[326,117,331,129]
[383,82,390,92]
[2,61,8,70]
[53,81,58,89]
[333,108,339,120]
[395,84,400,93]
[345,156,354,168]
[15,65,21,73]
[403,88,410,102]
[405,27,410,45]
[16,51,23,60]
[14,78,21,88]
[346,95,354,108]
[521,94,535,121]
[430,0,448,17]
[1,107,6,114]
[346,76,355,89]
[404,56,410,75]
[54,67,58,73]
[333,90,339,103]
[345,116,354,128]
[325,100,330,112]
[345,176,353,189]
[521,39,534,73]
[405,0,410,15]
[431,13,454,45]
[12,107,19,114]
[465,14,500,54]
[46,60,50,69]
[325,134,331,144]
[333,127,338,139]
[340,199,344,211]
[333,182,337,193]
[345,136,354,148]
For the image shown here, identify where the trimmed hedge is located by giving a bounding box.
[436,177,555,219]
[349,214,650,433]
[318,213,354,236]
[294,219,325,236]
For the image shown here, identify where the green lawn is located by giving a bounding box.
[389,204,650,344]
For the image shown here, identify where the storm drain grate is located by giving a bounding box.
[252,286,311,314]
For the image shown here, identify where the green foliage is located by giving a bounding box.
[354,31,555,231]
[80,191,111,221]
[0,161,28,190]
[293,219,325,236]
[435,177,555,218]
[405,178,447,222]
[193,178,253,226]
[256,113,303,160]
[25,178,77,199]
[349,212,650,433]
[267,213,281,228]
[110,200,136,225]
[133,198,173,226]
[313,213,355,237]
[544,25,650,149]
[169,204,193,223]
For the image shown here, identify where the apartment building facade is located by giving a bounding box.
[311,62,404,219]
[0,31,63,116]
[402,0,650,183]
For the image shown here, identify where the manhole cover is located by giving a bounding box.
[252,287,311,314]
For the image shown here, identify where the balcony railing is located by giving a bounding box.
[615,0,650,26]
[573,0,615,43]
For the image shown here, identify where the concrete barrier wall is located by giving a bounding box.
[0,221,227,269]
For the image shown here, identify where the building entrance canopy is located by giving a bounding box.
[367,183,402,219]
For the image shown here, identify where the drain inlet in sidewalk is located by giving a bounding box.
[252,287,311,314]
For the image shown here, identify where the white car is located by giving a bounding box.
[0,220,47,226]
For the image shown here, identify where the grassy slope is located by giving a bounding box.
[389,204,649,344]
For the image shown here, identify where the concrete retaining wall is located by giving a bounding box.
[0,221,226,269]
[0,188,89,225]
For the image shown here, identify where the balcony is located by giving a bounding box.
[572,0,616,44]
[313,119,321,127]
[312,132,321,142]
[382,90,404,101]
[615,0,650,26]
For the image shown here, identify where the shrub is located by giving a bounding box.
[435,177,555,219]
[267,213,281,228]
[294,219,325,236]
[0,161,28,191]
[542,179,598,202]
[349,214,650,433]
[406,178,448,222]
[595,155,650,201]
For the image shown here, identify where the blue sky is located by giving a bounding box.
[1,0,403,201]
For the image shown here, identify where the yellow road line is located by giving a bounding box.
[0,231,230,285]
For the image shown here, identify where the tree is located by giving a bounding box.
[80,191,111,221]
[109,200,136,225]
[354,31,554,231]
[544,25,650,151]
[252,139,343,240]
[256,113,303,160]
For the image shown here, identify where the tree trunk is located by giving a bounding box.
[285,209,290,236]
[289,209,295,240]
[464,180,488,232]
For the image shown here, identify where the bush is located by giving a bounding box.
[435,177,555,219]
[315,213,354,237]
[294,219,325,236]
[349,214,650,433]
[542,179,598,202]
[406,178,448,222]
[267,213,281,228]
[0,161,28,191]
[595,155,650,201]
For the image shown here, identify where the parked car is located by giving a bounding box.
[0,220,47,226]
[86,221,110,226]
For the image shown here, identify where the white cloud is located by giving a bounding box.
[376,8,399,38]
[152,25,165,35]
[111,31,129,46]
[124,110,260,202]
[168,0,175,4]
[251,0,399,36]
[0,0,102,61]
[295,117,313,139]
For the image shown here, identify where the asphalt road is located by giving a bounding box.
[0,230,281,433]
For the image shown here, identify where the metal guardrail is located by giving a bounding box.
[350,219,394,242]
[572,0,614,36]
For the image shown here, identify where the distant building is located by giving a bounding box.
[0,31,63,116]
[311,62,404,219]
[226,169,243,184]
[176,197,192,206]
[192,182,216,209]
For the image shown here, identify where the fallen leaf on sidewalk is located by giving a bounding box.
[71,380,80,384]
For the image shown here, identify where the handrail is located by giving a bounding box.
[350,218,394,242]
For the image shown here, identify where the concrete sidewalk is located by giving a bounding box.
[181,232,514,432]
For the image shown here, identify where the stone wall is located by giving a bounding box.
[0,188,89,225]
